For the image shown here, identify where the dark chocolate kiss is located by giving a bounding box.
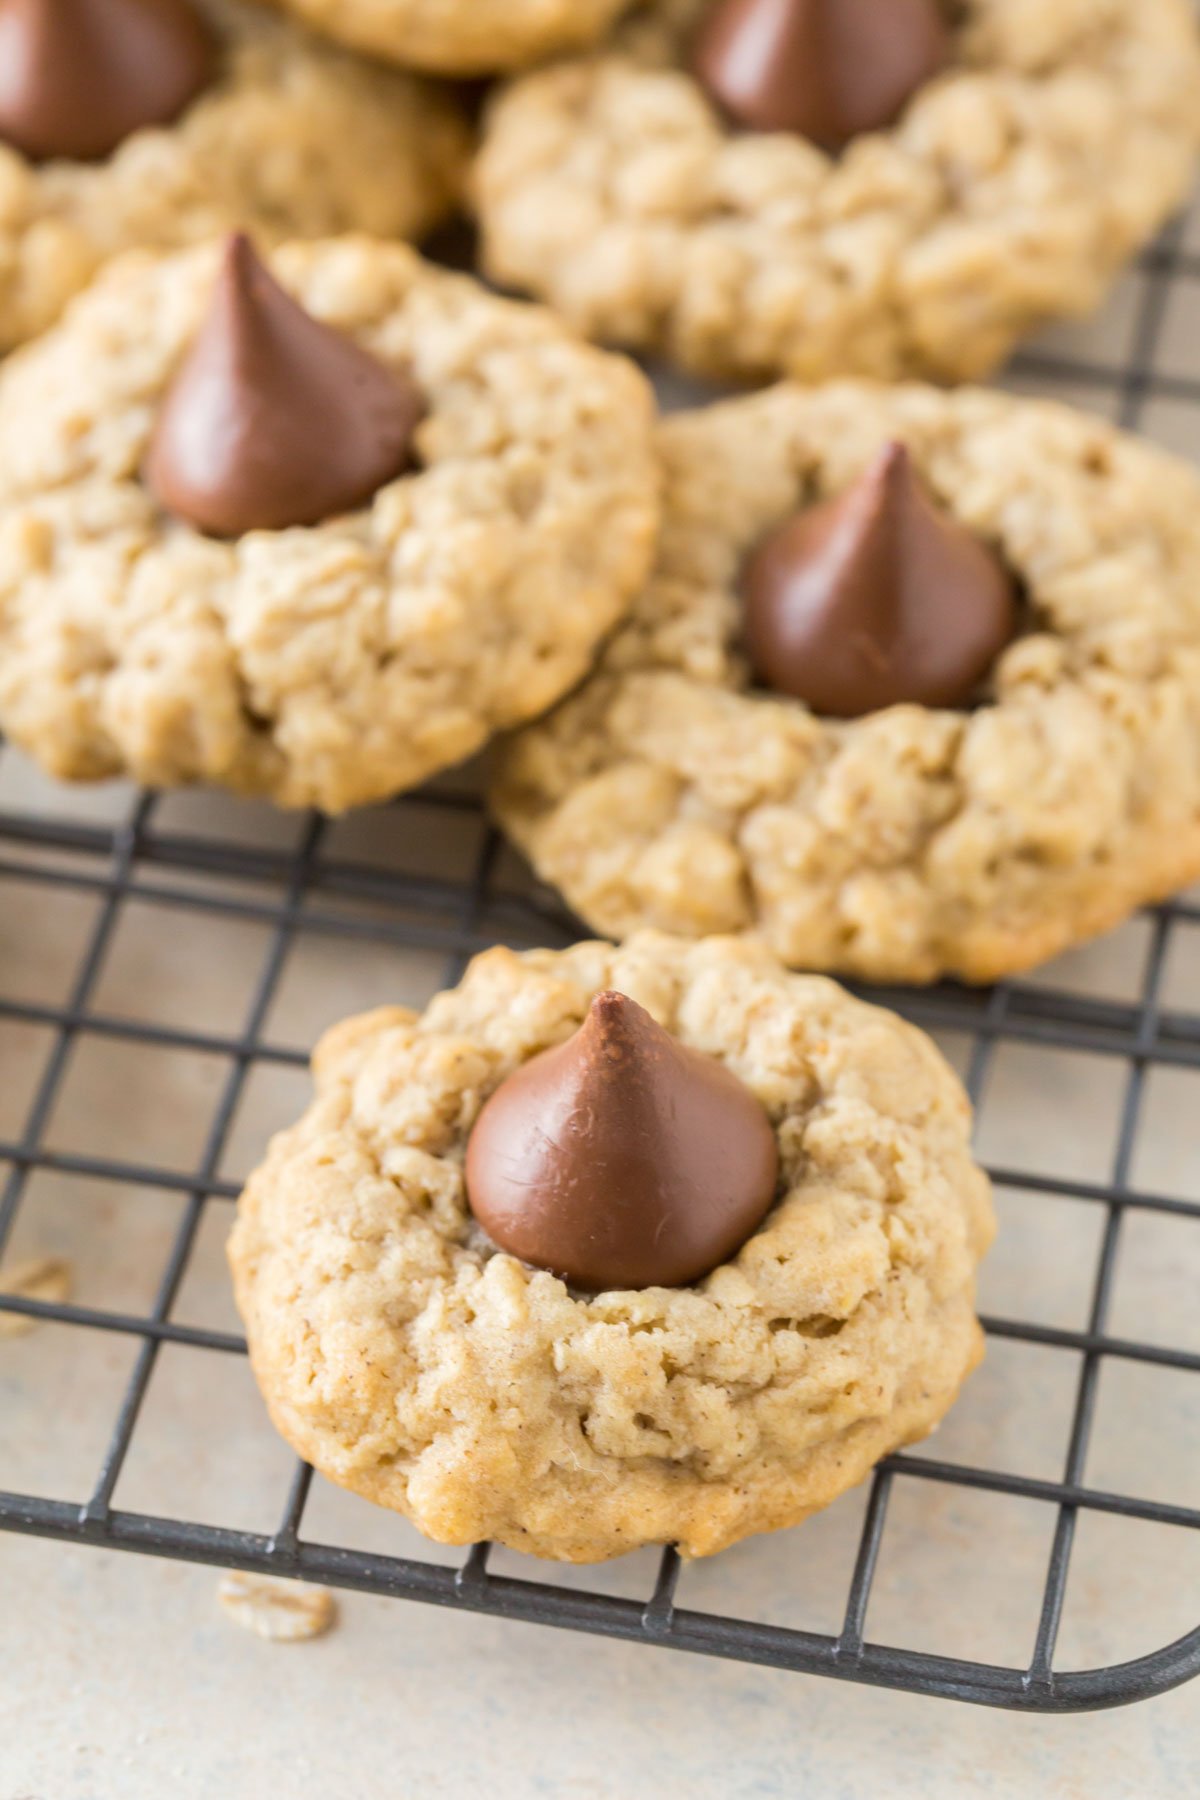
[691,0,949,148]
[145,233,423,538]
[742,441,1018,717]
[465,991,780,1292]
[0,0,215,164]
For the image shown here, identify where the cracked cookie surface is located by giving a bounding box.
[265,0,634,72]
[475,0,1200,383]
[493,383,1200,985]
[0,0,470,353]
[0,237,660,812]
[230,933,993,1562]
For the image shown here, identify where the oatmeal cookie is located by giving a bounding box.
[230,933,993,1562]
[0,237,660,812]
[264,0,634,73]
[493,383,1200,985]
[474,0,1200,383]
[0,0,469,353]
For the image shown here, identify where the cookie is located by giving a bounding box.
[229,933,993,1563]
[0,0,470,353]
[475,0,1200,384]
[0,236,660,813]
[493,383,1200,986]
[262,0,633,73]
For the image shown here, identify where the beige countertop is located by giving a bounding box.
[3,1532,1198,1799]
[3,191,1200,1798]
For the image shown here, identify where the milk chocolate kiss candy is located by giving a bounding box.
[145,234,423,538]
[0,0,215,163]
[466,991,780,1291]
[691,0,949,148]
[743,442,1017,718]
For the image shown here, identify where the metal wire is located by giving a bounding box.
[1,216,1199,1713]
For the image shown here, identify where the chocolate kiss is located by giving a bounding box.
[0,0,215,164]
[742,442,1018,717]
[465,991,780,1292]
[691,0,949,148]
[145,234,423,538]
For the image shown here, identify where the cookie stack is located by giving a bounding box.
[4,0,1198,1564]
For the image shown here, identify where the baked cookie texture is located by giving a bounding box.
[0,0,470,353]
[230,934,993,1563]
[0,237,660,812]
[493,384,1200,986]
[264,0,634,73]
[475,0,1200,383]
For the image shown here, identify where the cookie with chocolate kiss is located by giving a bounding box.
[0,0,215,164]
[145,234,424,537]
[466,991,780,1291]
[691,0,950,149]
[742,441,1018,717]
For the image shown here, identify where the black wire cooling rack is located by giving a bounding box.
[1,209,1200,1715]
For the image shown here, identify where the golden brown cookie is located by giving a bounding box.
[0,0,469,352]
[0,237,660,812]
[493,383,1200,985]
[475,0,1200,383]
[230,933,993,1562]
[263,0,634,72]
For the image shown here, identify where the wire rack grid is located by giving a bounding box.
[2,205,1200,1714]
